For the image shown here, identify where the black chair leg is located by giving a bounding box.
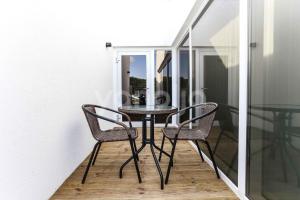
[168,139,174,167]
[133,140,139,161]
[195,140,204,162]
[204,140,220,179]
[158,135,165,162]
[82,142,100,184]
[129,139,142,183]
[92,142,102,166]
[165,139,177,184]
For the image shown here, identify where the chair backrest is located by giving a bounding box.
[192,103,218,139]
[82,105,101,140]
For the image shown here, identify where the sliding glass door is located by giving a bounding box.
[189,0,240,185]
[176,0,240,185]
[117,52,151,121]
[116,50,174,124]
[155,50,173,123]
[178,34,193,123]
[247,0,300,199]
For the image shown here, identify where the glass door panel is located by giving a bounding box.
[191,0,240,185]
[247,0,300,199]
[155,50,172,123]
[121,54,147,121]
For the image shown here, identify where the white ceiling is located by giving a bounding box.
[105,0,197,46]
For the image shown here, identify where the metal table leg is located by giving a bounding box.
[153,142,171,158]
[119,115,164,189]
[119,144,145,178]
[150,144,164,189]
[149,115,164,189]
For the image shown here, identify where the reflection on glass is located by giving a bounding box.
[191,0,239,185]
[121,55,146,121]
[177,33,192,123]
[179,50,190,122]
[247,0,300,199]
[155,50,172,123]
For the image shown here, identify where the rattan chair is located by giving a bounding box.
[159,103,220,184]
[81,104,141,184]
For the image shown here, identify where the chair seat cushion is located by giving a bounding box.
[162,127,206,140]
[95,127,138,142]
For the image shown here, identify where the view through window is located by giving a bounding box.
[121,55,147,121]
[155,50,172,123]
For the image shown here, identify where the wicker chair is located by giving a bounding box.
[81,104,141,184]
[159,103,220,184]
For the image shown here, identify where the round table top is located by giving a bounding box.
[118,105,178,115]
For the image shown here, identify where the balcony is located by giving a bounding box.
[1,0,300,200]
[51,129,237,200]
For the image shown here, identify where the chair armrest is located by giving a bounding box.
[179,106,218,127]
[86,104,133,128]
[164,112,176,127]
[89,111,133,135]
[115,111,133,128]
[171,104,218,138]
[164,105,199,128]
[83,104,133,135]
[98,115,131,132]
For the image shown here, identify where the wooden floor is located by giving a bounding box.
[51,128,238,200]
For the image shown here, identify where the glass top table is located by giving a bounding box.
[118,105,178,190]
[119,105,178,115]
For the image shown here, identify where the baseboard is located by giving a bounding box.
[188,141,249,200]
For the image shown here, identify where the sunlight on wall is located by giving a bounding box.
[155,50,165,84]
[263,0,274,57]
[209,16,239,68]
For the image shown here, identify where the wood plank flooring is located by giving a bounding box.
[51,128,238,200]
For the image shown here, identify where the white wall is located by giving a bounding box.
[109,0,196,47]
[0,0,198,198]
[0,1,114,199]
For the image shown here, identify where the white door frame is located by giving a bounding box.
[113,48,177,127]
[114,50,153,126]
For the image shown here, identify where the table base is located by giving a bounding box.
[119,114,171,190]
